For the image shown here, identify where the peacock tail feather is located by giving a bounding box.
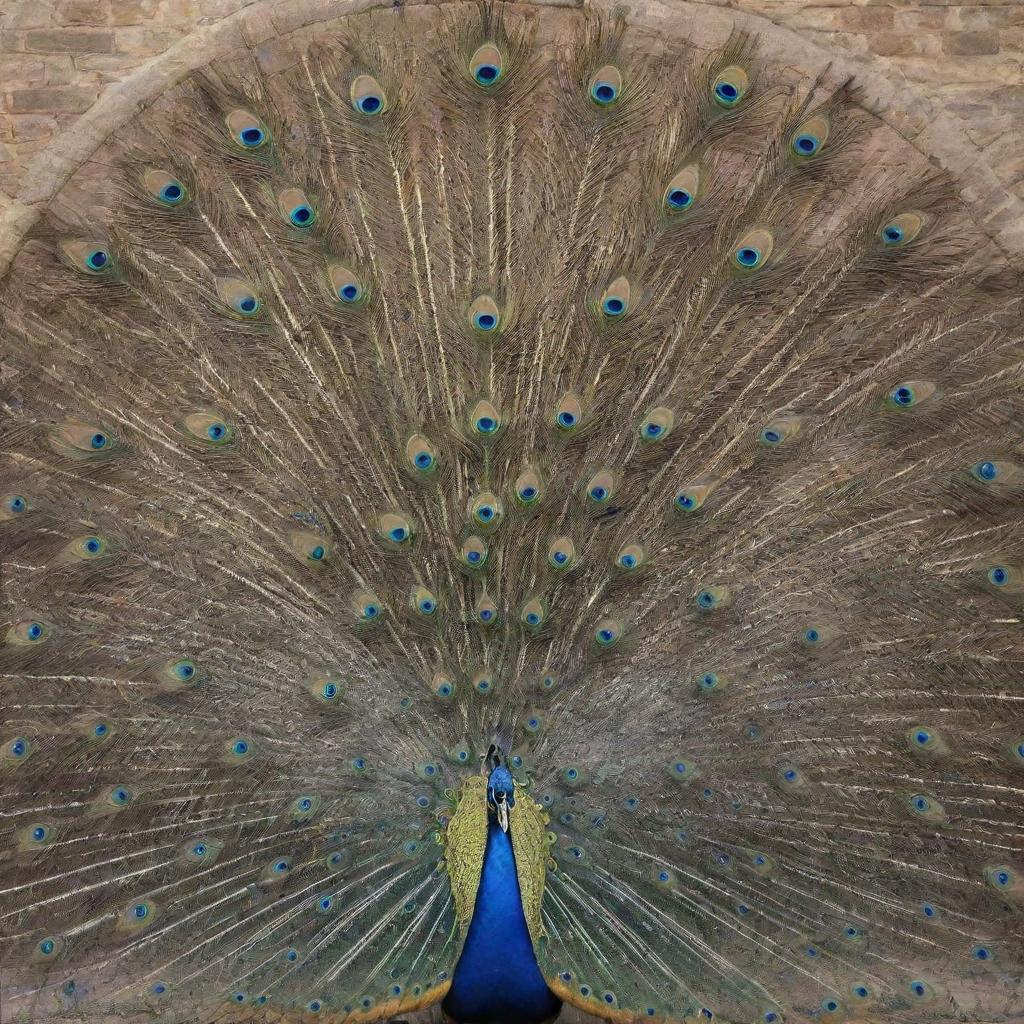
[1,2,1022,1022]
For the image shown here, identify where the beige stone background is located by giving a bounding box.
[0,0,1022,273]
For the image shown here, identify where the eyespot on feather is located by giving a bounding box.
[639,406,674,442]
[156,657,203,692]
[674,479,718,513]
[548,536,576,570]
[599,276,631,318]
[411,586,440,618]
[469,295,500,333]
[758,414,801,448]
[352,590,384,624]
[378,512,414,547]
[288,530,331,565]
[406,434,437,475]
[50,420,119,458]
[1,493,28,521]
[615,543,645,572]
[584,470,616,506]
[475,592,500,627]
[712,66,749,107]
[664,164,700,212]
[731,228,774,272]
[216,277,261,317]
[520,598,547,631]
[277,187,316,228]
[327,263,366,305]
[589,65,622,106]
[182,411,234,447]
[226,109,269,149]
[143,168,189,207]
[470,44,503,87]
[459,534,488,569]
[593,616,623,649]
[469,399,502,438]
[554,392,583,432]
[514,467,543,507]
[6,619,51,646]
[60,238,114,275]
[61,534,109,561]
[350,74,387,116]
[879,211,925,247]
[790,115,830,158]
[695,585,731,611]
[468,491,503,530]
[885,380,936,411]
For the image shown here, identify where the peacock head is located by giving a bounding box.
[483,744,516,831]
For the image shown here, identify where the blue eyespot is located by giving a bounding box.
[675,491,696,510]
[286,949,299,962]
[602,296,625,317]
[112,787,130,804]
[32,825,47,841]
[339,283,361,303]
[7,495,26,513]
[90,432,108,450]
[852,985,870,999]
[891,385,914,405]
[232,740,249,755]
[192,843,207,856]
[645,423,664,438]
[357,95,381,114]
[418,597,436,614]
[761,427,781,445]
[233,991,246,1003]
[318,896,333,912]
[475,416,497,434]
[619,554,636,569]
[972,945,992,961]
[882,223,904,246]
[40,938,56,956]
[699,672,718,691]
[363,603,379,619]
[915,729,931,746]
[322,682,337,699]
[804,628,820,644]
[666,188,693,210]
[240,126,265,147]
[715,81,739,104]
[289,204,314,227]
[988,566,1008,586]
[173,660,195,681]
[591,80,618,105]
[597,628,615,644]
[157,180,185,205]
[735,246,761,268]
[206,421,227,442]
[389,526,407,542]
[94,722,108,736]
[910,982,926,998]
[273,859,290,873]
[352,757,366,771]
[823,998,839,1012]
[557,411,576,428]
[474,64,500,86]
[297,798,312,812]
[474,312,497,331]
[133,903,149,919]
[152,983,167,994]
[697,590,715,609]
[792,132,821,156]
[589,485,608,502]
[309,545,325,561]
[27,623,43,641]
[922,902,936,917]
[238,296,257,314]
[973,461,998,481]
[87,249,109,271]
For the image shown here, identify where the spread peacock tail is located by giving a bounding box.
[1,3,1022,1023]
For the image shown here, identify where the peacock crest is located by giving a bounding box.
[0,3,1021,1023]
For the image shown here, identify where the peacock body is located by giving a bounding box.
[1,3,1023,1023]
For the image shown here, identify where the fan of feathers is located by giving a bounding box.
[0,2,1022,1024]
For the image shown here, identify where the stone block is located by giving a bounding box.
[24,29,117,54]
[56,0,112,27]
[942,31,1000,57]
[8,85,99,113]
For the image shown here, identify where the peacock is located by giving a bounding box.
[1,2,1022,1022]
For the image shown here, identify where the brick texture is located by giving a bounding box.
[0,0,1021,240]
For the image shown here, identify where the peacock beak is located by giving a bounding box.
[495,792,509,832]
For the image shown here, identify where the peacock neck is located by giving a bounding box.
[443,820,562,1024]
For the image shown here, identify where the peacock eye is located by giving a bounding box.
[792,132,821,157]
[291,204,315,227]
[736,246,762,268]
[589,65,622,106]
[160,182,185,205]
[471,44,503,87]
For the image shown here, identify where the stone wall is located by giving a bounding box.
[1,0,1022,262]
